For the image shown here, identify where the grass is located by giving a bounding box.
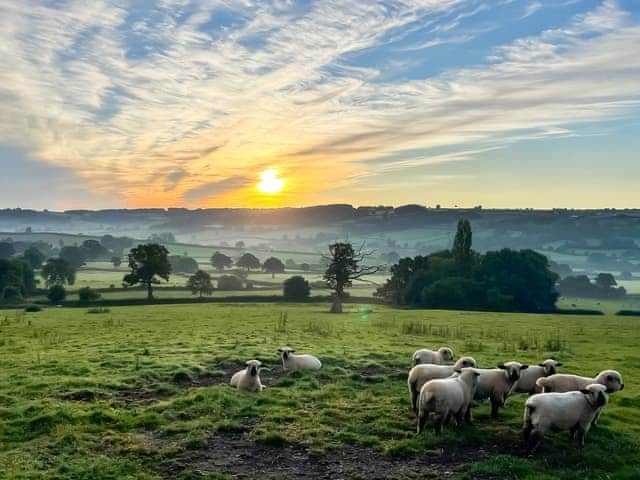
[0,303,638,479]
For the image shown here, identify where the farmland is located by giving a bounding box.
[1,303,638,479]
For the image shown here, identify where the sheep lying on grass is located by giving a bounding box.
[230,360,265,392]
[513,359,563,395]
[412,347,454,366]
[523,383,608,453]
[474,361,529,417]
[408,356,477,414]
[536,369,624,426]
[278,347,322,371]
[417,368,480,435]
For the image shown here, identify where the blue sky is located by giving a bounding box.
[1,0,639,209]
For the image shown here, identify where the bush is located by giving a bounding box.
[1,285,23,305]
[47,285,66,304]
[24,304,42,312]
[217,275,243,291]
[283,276,311,300]
[78,287,102,303]
[87,307,110,314]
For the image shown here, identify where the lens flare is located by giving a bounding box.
[257,169,285,194]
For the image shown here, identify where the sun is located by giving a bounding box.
[257,169,285,194]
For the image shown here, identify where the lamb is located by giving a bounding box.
[536,369,624,426]
[417,368,480,435]
[513,359,563,395]
[474,361,529,417]
[523,383,608,453]
[230,360,265,392]
[408,356,477,414]
[412,347,454,366]
[278,347,322,371]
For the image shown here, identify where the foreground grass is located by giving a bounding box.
[0,304,638,479]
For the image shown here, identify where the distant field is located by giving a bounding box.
[0,304,638,479]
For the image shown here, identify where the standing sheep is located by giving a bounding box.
[536,369,624,426]
[417,368,480,435]
[474,361,529,417]
[408,356,477,414]
[230,360,265,392]
[513,359,563,395]
[412,347,454,366]
[523,383,608,453]
[278,347,322,371]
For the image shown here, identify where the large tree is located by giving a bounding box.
[22,246,45,269]
[236,252,261,271]
[0,258,36,298]
[168,255,199,274]
[0,242,15,259]
[41,258,76,287]
[187,270,214,298]
[595,273,616,289]
[323,242,382,313]
[283,275,311,300]
[82,239,109,260]
[59,246,87,269]
[123,244,171,300]
[452,219,472,265]
[263,257,285,278]
[211,251,233,272]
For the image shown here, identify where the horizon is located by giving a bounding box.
[2,1,640,210]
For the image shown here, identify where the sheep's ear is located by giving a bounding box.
[538,363,546,367]
[556,362,563,367]
[520,364,529,370]
[454,368,462,373]
[290,349,296,353]
[497,363,506,369]
[474,371,481,377]
[277,348,283,352]
[579,389,590,395]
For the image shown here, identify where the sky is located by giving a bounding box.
[1,0,639,210]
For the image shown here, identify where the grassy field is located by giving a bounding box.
[0,303,638,479]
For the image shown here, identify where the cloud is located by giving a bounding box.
[521,2,543,20]
[0,0,639,208]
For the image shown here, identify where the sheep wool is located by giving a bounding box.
[474,361,529,417]
[230,360,265,392]
[278,347,322,371]
[513,359,563,395]
[412,347,454,366]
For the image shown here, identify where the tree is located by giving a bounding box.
[217,275,243,290]
[123,244,171,300]
[236,253,260,271]
[22,246,45,269]
[1,285,23,305]
[82,239,108,260]
[211,251,233,272]
[285,259,297,269]
[111,256,122,268]
[0,259,36,297]
[0,242,15,259]
[235,241,245,249]
[148,232,176,243]
[59,246,87,269]
[42,258,76,287]
[168,255,198,274]
[78,287,101,303]
[47,285,66,304]
[100,235,133,256]
[187,270,214,298]
[300,263,311,272]
[323,242,382,313]
[263,257,285,278]
[283,276,311,300]
[452,219,472,265]
[595,273,616,289]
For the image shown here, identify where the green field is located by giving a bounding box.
[1,303,638,479]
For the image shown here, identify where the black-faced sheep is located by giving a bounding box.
[230,359,265,392]
[278,347,322,371]
[474,361,529,417]
[412,347,454,366]
[513,359,563,395]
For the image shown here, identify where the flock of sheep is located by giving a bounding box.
[230,345,624,454]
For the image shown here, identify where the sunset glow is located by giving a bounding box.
[257,169,285,195]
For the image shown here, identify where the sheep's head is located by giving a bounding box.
[498,361,529,382]
[454,356,477,369]
[539,359,562,376]
[580,384,609,408]
[595,370,624,393]
[278,347,295,360]
[456,367,481,386]
[438,347,454,363]
[245,359,262,376]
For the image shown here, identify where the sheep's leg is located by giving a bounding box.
[526,429,543,455]
[591,408,602,427]
[569,424,578,441]
[417,412,427,435]
[410,388,419,415]
[455,410,464,427]
[465,406,473,425]
[434,413,445,436]
[490,397,502,418]
[523,422,533,442]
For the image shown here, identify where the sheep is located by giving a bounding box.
[474,361,529,417]
[513,359,563,395]
[417,368,480,435]
[412,347,454,366]
[523,383,608,453]
[278,347,322,371]
[408,356,477,414]
[536,369,624,426]
[230,360,265,392]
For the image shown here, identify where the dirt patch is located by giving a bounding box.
[159,427,500,480]
[60,389,109,402]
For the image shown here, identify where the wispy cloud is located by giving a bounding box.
[521,1,543,19]
[0,0,639,208]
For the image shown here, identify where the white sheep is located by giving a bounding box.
[474,361,529,417]
[513,359,563,395]
[408,356,477,414]
[230,360,265,392]
[412,347,454,366]
[278,347,322,371]
[523,383,608,453]
[536,369,624,426]
[417,368,480,435]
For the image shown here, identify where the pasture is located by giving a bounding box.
[1,303,638,479]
